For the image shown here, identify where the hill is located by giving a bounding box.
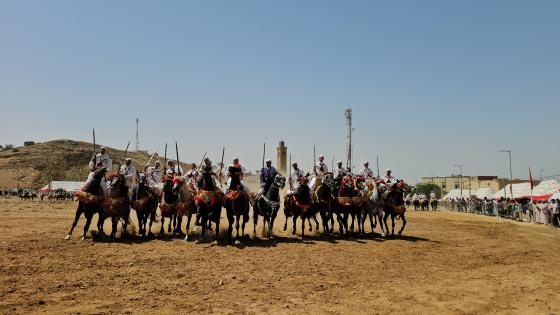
[0,140,192,189]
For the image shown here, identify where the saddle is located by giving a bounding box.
[224,190,244,201]
[290,195,311,211]
[194,190,222,207]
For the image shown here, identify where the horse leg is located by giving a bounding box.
[307,217,313,232]
[369,210,376,233]
[398,214,407,236]
[184,213,192,241]
[81,212,93,241]
[227,210,234,244]
[391,214,395,236]
[148,206,156,236]
[283,212,289,231]
[213,209,220,245]
[241,212,248,241]
[168,214,174,233]
[329,212,335,234]
[176,215,184,236]
[292,215,297,236]
[65,203,84,240]
[110,217,118,239]
[301,214,306,238]
[235,214,241,245]
[197,212,207,243]
[349,212,355,232]
[160,217,165,235]
[253,211,258,238]
[136,211,144,237]
[383,211,390,237]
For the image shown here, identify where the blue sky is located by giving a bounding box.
[1,0,559,182]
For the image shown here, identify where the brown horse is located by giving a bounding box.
[65,168,107,241]
[101,173,131,239]
[284,177,313,238]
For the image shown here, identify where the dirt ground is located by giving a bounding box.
[1,198,559,315]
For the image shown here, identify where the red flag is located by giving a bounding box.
[529,167,534,191]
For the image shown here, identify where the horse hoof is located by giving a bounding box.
[80,236,85,241]
[195,239,201,244]
[234,240,241,245]
[283,226,287,231]
[211,240,218,246]
[398,231,403,236]
[268,236,274,241]
[184,235,189,242]
[64,235,71,240]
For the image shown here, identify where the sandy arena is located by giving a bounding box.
[1,198,559,314]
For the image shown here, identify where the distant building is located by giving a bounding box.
[276,140,287,175]
[420,175,529,195]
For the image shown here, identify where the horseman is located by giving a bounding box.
[430,190,436,200]
[259,159,278,194]
[358,161,375,180]
[224,158,250,194]
[83,162,108,196]
[383,169,397,185]
[119,158,136,189]
[333,161,347,180]
[89,146,112,172]
[145,160,163,188]
[310,155,328,196]
[165,160,184,176]
[184,162,199,189]
[286,162,305,197]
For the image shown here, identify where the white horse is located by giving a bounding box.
[361,180,387,236]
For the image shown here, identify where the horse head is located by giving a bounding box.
[273,174,286,189]
[322,173,335,188]
[108,173,128,198]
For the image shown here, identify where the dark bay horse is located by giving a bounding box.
[131,174,159,237]
[312,173,335,236]
[194,170,223,244]
[252,174,285,239]
[159,175,179,235]
[224,189,250,244]
[284,178,313,238]
[65,168,107,240]
[382,181,411,236]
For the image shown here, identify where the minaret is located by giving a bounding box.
[276,140,287,175]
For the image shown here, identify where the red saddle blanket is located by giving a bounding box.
[194,190,222,207]
[224,190,246,201]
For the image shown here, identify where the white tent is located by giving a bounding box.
[549,192,560,200]
[492,182,532,199]
[40,181,84,193]
[533,179,560,196]
[474,188,495,199]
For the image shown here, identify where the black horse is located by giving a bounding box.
[284,179,314,238]
[65,168,107,241]
[252,174,286,239]
[194,168,223,244]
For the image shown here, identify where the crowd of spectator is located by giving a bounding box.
[442,197,560,228]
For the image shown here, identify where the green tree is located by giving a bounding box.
[414,183,443,199]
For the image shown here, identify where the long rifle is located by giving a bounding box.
[144,149,158,171]
[163,143,168,174]
[289,153,292,189]
[218,147,225,186]
[195,152,207,172]
[92,129,96,160]
[124,140,131,157]
[175,141,181,175]
[261,143,266,170]
[313,144,317,175]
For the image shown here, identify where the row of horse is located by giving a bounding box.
[64,168,411,244]
[408,198,438,211]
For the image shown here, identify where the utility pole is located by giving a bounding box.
[499,150,513,199]
[453,164,463,197]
